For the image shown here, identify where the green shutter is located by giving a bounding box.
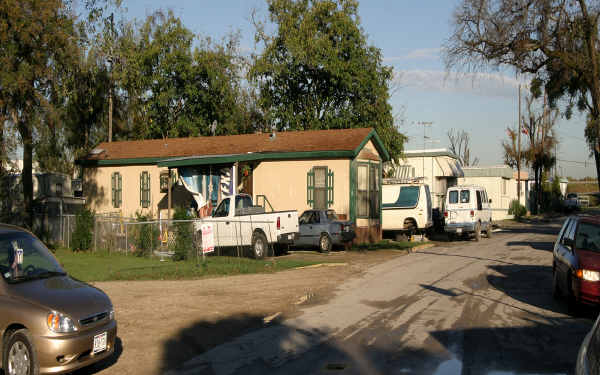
[140,173,143,206]
[307,169,314,207]
[147,173,150,207]
[117,173,122,207]
[327,169,334,207]
[111,173,116,207]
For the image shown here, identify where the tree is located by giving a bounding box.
[0,0,80,227]
[521,94,559,213]
[250,0,406,160]
[501,127,524,169]
[447,129,479,167]
[445,0,600,191]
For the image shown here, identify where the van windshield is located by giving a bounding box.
[0,232,65,284]
[383,186,420,208]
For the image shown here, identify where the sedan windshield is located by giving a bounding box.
[0,232,65,284]
[576,222,600,252]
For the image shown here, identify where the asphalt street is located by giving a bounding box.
[171,220,596,375]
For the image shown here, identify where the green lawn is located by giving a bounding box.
[351,239,419,251]
[53,248,322,282]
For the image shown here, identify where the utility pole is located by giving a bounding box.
[517,84,521,204]
[107,13,115,143]
[416,121,433,180]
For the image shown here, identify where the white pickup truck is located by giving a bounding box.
[194,194,299,258]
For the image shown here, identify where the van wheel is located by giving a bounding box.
[319,234,332,253]
[3,329,38,375]
[251,232,268,259]
[474,223,481,242]
[486,222,493,238]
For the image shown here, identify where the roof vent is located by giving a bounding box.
[89,148,104,155]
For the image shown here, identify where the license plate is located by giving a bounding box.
[288,234,293,240]
[456,228,462,234]
[93,332,107,354]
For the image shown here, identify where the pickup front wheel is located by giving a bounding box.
[251,232,268,259]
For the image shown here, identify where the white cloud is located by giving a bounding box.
[396,70,530,98]
[384,48,441,62]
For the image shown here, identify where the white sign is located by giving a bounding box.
[201,223,215,254]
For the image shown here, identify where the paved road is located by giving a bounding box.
[171,221,595,375]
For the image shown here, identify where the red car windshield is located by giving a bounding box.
[576,222,600,252]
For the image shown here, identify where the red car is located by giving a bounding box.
[553,216,600,306]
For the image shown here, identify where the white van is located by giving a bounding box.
[382,182,433,239]
[444,185,492,241]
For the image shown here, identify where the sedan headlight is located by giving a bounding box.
[579,269,600,282]
[47,312,78,333]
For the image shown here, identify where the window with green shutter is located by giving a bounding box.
[111,172,122,208]
[307,166,334,209]
[140,171,151,208]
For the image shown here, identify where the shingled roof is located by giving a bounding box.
[82,128,389,166]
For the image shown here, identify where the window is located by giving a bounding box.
[213,198,230,217]
[307,167,334,209]
[476,190,483,211]
[356,163,381,219]
[235,195,253,210]
[383,186,420,208]
[160,171,173,193]
[55,183,63,197]
[449,190,458,204]
[326,210,338,221]
[357,165,369,217]
[140,171,151,208]
[575,222,600,252]
[111,172,122,208]
[460,190,470,203]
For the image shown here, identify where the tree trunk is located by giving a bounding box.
[596,142,600,194]
[18,122,34,228]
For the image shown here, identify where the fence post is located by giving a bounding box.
[94,217,97,252]
[125,223,128,255]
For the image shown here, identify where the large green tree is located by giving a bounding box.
[250,0,405,160]
[445,0,600,190]
[0,0,80,226]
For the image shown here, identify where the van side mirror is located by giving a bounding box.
[489,199,492,204]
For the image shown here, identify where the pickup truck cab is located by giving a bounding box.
[444,185,492,241]
[195,194,299,258]
[382,182,433,240]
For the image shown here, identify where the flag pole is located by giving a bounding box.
[517,84,522,204]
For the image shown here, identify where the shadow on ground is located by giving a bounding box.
[505,240,554,251]
[160,311,594,375]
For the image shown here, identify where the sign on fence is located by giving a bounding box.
[201,223,215,254]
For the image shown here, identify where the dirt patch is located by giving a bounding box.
[74,250,408,375]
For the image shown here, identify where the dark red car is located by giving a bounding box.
[553,216,600,306]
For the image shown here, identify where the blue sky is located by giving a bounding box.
[122,0,595,178]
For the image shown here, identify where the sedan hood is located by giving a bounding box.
[577,249,600,271]
[8,276,112,321]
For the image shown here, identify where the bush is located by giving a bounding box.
[172,207,193,261]
[508,200,527,219]
[134,212,159,257]
[71,208,95,251]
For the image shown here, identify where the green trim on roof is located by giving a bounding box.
[157,150,356,167]
[78,157,165,167]
[353,129,390,161]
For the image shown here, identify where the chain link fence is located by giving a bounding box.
[91,217,278,260]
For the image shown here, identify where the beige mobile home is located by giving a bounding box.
[80,128,389,243]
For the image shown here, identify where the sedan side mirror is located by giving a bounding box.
[563,238,574,249]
